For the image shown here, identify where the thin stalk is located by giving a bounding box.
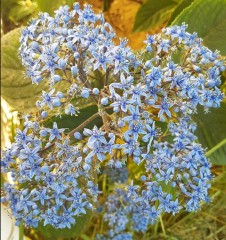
[159,215,166,236]
[206,225,226,239]
[201,212,226,225]
[206,138,226,157]
[77,58,98,104]
[153,220,159,236]
[104,67,112,86]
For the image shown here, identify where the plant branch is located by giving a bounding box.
[104,66,112,86]
[77,58,98,104]
[39,106,113,154]
[38,112,100,154]
[68,112,100,137]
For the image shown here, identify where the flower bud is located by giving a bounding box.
[101,97,108,105]
[71,66,78,75]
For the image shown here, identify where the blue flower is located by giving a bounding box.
[84,126,106,147]
[41,89,55,109]
[155,98,173,121]
[124,122,146,142]
[146,67,162,87]
[127,181,139,198]
[142,122,156,152]
[15,128,32,145]
[157,39,171,53]
[128,84,146,105]
[33,188,51,205]
[16,194,37,214]
[123,105,140,122]
[65,104,79,116]
[169,199,182,215]
[92,52,111,71]
[55,139,73,157]
[109,73,134,97]
[42,209,58,226]
[47,122,65,141]
[111,93,133,112]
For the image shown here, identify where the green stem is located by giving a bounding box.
[159,215,166,236]
[19,221,24,240]
[77,58,98,104]
[206,138,226,157]
[153,220,159,236]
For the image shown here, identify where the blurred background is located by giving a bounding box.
[1,0,226,239]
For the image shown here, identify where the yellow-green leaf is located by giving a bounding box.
[1,28,48,112]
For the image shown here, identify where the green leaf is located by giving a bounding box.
[172,0,226,55]
[80,234,92,240]
[193,102,226,165]
[36,210,92,240]
[1,28,48,112]
[1,0,17,13]
[167,0,196,25]
[103,0,112,11]
[221,71,226,94]
[133,0,179,32]
[36,0,74,14]
[8,1,38,23]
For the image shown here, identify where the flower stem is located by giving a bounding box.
[19,221,24,240]
[159,215,166,236]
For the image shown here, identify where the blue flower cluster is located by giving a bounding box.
[101,23,225,238]
[1,2,225,237]
[19,2,138,116]
[1,118,97,228]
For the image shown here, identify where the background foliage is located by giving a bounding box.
[1,0,226,239]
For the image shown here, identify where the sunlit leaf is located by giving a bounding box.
[8,0,38,23]
[133,0,178,32]
[36,0,74,14]
[168,0,196,25]
[1,28,48,112]
[172,0,226,55]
